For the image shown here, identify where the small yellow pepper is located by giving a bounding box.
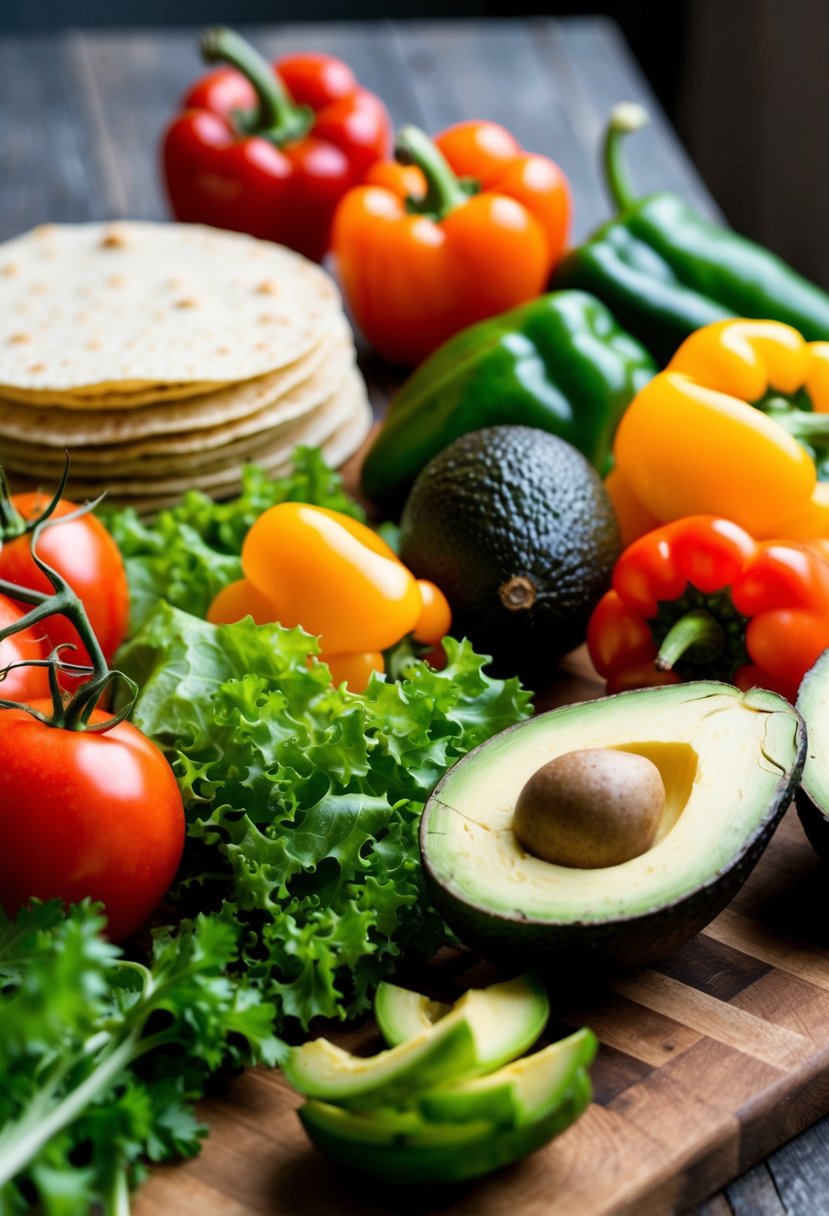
[612,319,829,540]
[207,503,451,692]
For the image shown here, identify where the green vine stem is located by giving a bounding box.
[0,503,136,732]
[0,459,69,539]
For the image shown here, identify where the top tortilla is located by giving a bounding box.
[0,221,342,399]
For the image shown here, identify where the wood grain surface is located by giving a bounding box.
[132,648,829,1216]
[2,17,826,1214]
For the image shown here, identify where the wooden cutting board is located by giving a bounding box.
[134,640,829,1216]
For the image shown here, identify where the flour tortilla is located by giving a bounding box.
[9,372,371,499]
[0,332,356,468]
[5,365,365,480]
[86,401,373,515]
[0,222,341,399]
[0,318,353,449]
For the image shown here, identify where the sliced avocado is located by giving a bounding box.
[420,682,805,974]
[283,975,549,1109]
[374,981,453,1048]
[796,650,829,861]
[419,1026,597,1127]
[299,1068,592,1185]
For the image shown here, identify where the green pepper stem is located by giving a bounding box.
[655,608,725,671]
[201,26,313,144]
[603,102,649,215]
[395,125,470,220]
[764,400,829,441]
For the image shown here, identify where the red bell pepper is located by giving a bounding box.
[587,515,829,703]
[162,27,392,262]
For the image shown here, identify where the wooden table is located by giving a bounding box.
[2,17,827,1216]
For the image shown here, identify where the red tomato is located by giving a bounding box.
[0,495,129,670]
[0,594,51,702]
[0,703,185,942]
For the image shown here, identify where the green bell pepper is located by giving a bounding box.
[554,105,829,366]
[360,290,655,514]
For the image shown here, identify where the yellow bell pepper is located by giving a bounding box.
[207,503,451,692]
[612,318,829,540]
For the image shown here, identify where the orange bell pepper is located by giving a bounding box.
[332,121,571,366]
[206,503,451,691]
[612,319,829,542]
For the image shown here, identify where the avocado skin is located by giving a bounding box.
[795,790,829,865]
[794,653,829,864]
[420,689,807,979]
[398,425,621,687]
[422,822,783,978]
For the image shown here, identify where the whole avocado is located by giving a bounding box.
[398,425,621,685]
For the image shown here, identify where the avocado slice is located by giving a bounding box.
[283,975,549,1109]
[796,651,829,861]
[299,1068,592,1185]
[420,682,805,974]
[374,981,453,1048]
[419,1026,597,1126]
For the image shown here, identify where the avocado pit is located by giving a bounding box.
[513,748,666,869]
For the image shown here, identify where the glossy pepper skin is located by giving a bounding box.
[587,515,829,704]
[361,291,655,514]
[206,503,451,691]
[611,318,829,544]
[332,122,571,366]
[554,105,829,365]
[162,27,391,262]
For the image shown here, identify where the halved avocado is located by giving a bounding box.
[420,682,805,975]
[299,1069,592,1185]
[419,1026,596,1126]
[283,976,549,1109]
[374,982,453,1048]
[795,651,829,861]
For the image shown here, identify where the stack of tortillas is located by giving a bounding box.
[0,222,373,512]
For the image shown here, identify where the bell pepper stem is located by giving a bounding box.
[762,397,829,441]
[201,26,312,144]
[603,102,649,215]
[395,125,469,220]
[655,608,725,672]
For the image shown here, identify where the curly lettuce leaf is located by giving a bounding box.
[118,607,532,1030]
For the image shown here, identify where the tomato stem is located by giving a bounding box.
[0,458,70,541]
[0,493,136,731]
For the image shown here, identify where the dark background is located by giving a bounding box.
[2,0,827,286]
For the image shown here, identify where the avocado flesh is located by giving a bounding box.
[374,982,452,1048]
[795,652,829,862]
[419,1027,597,1126]
[284,976,549,1108]
[421,683,805,972]
[299,1070,592,1185]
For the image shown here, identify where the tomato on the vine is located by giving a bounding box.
[0,703,185,942]
[0,494,129,669]
[0,595,51,702]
